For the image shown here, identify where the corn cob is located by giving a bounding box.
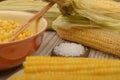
[9,72,120,80]
[51,0,120,57]
[24,56,120,73]
[10,56,120,80]
[54,26,120,57]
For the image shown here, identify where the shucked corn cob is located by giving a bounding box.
[10,56,120,80]
[9,72,120,80]
[54,26,120,57]
[24,56,120,73]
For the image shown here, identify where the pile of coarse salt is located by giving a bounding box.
[53,42,85,57]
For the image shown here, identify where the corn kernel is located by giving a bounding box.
[0,19,32,43]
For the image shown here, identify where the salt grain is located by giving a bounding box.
[53,43,85,57]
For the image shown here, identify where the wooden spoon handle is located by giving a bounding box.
[10,2,55,41]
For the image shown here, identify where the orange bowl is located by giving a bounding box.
[0,11,48,70]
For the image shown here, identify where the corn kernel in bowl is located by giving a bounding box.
[0,19,32,43]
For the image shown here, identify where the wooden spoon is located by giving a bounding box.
[10,2,55,41]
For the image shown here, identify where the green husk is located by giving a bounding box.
[53,0,120,32]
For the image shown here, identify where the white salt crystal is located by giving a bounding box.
[53,43,85,57]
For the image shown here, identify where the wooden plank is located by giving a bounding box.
[34,31,64,56]
[88,49,119,59]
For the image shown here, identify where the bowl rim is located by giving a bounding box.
[0,11,48,45]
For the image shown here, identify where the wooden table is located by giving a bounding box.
[0,31,119,80]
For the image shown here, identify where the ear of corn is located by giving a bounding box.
[9,72,120,80]
[24,56,120,73]
[54,26,120,57]
[10,56,120,80]
[51,0,120,57]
